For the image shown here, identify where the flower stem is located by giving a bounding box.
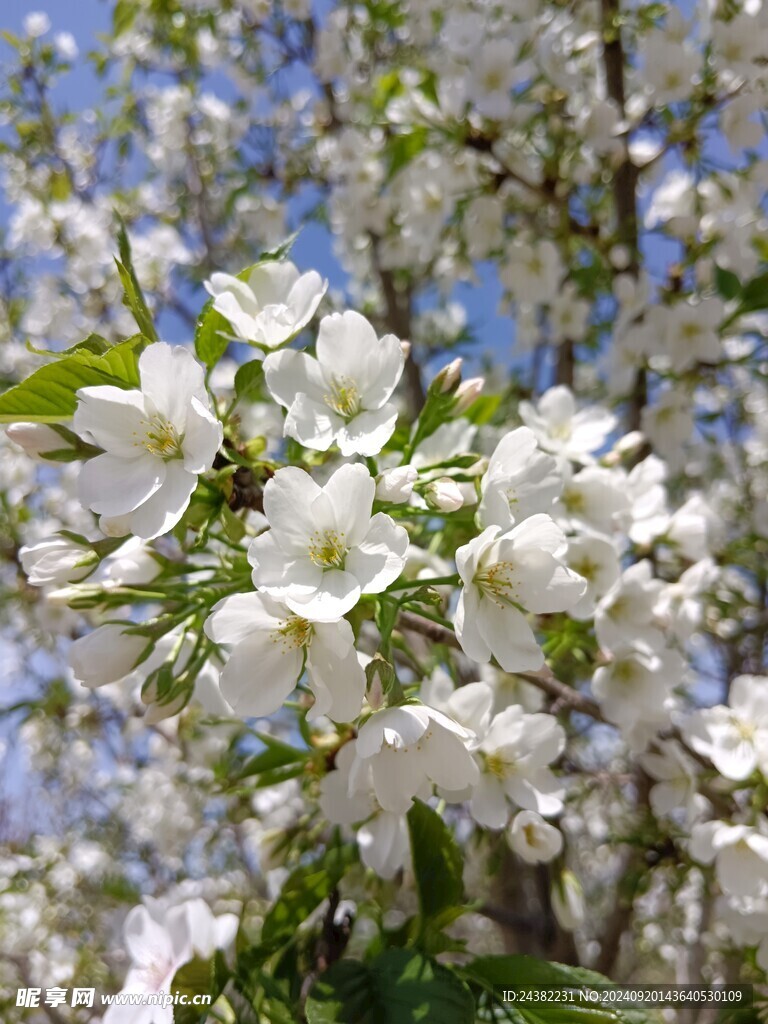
[386,574,460,592]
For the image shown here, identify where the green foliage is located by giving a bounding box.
[194,296,234,370]
[231,732,309,782]
[171,951,230,1024]
[115,219,159,342]
[305,948,475,1024]
[715,265,741,302]
[234,359,264,402]
[463,956,654,1024]
[407,800,464,925]
[261,843,358,944]
[0,335,145,423]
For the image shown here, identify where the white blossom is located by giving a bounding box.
[684,675,768,782]
[519,386,617,464]
[455,516,586,671]
[508,810,563,864]
[205,592,365,722]
[249,463,408,620]
[103,897,238,1024]
[205,260,326,353]
[264,311,404,456]
[351,704,479,815]
[73,344,222,540]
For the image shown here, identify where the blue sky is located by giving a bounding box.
[0,0,532,380]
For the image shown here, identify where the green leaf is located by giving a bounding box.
[261,843,357,943]
[463,956,651,1024]
[387,128,428,179]
[234,359,264,402]
[234,732,309,780]
[113,0,138,36]
[305,949,474,1024]
[462,394,501,425]
[407,800,464,924]
[716,1008,764,1024]
[221,503,246,543]
[171,951,229,1024]
[738,271,768,314]
[0,336,144,423]
[115,220,158,341]
[714,266,741,302]
[194,296,233,369]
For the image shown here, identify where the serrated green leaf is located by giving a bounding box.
[0,336,145,423]
[305,949,474,1024]
[407,800,464,925]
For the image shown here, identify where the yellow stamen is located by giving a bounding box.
[308,529,348,569]
[324,376,361,419]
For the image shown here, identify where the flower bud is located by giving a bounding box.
[69,625,148,688]
[19,536,96,587]
[143,688,190,724]
[6,422,66,460]
[551,870,585,931]
[453,376,485,413]
[424,478,464,512]
[243,436,267,461]
[430,357,463,395]
[375,465,417,504]
[615,430,645,454]
[400,339,412,360]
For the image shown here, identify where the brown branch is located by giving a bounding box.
[593,769,651,977]
[369,236,423,416]
[600,0,647,433]
[397,610,736,816]
[396,611,606,721]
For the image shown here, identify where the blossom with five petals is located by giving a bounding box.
[264,311,404,456]
[455,514,586,671]
[205,260,326,354]
[248,463,408,621]
[73,343,222,540]
[205,591,365,722]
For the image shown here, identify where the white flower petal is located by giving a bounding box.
[345,512,408,593]
[139,344,207,428]
[284,393,340,451]
[262,467,324,555]
[320,463,376,546]
[285,568,360,621]
[218,632,303,717]
[182,397,222,473]
[205,592,285,645]
[79,452,166,517]
[74,386,149,456]
[477,600,544,672]
[128,462,197,540]
[336,404,399,457]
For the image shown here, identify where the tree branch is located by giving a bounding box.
[396,610,606,721]
[600,0,647,433]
